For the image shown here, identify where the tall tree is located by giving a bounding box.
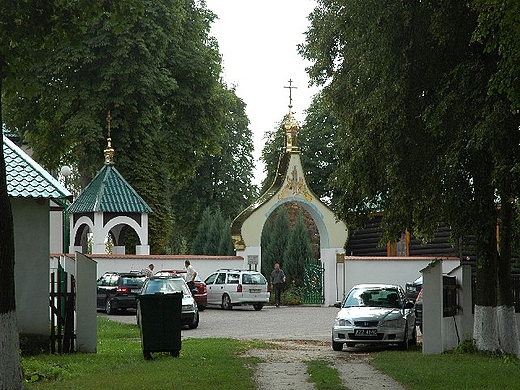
[284,213,315,287]
[261,206,291,277]
[472,0,520,110]
[301,0,520,355]
[170,85,257,252]
[298,93,340,205]
[0,2,142,388]
[191,206,235,256]
[191,207,214,255]
[3,0,226,254]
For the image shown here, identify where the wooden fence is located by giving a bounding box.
[49,268,76,353]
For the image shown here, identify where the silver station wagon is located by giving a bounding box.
[332,283,417,351]
[204,269,270,311]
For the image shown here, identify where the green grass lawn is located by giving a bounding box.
[21,318,520,390]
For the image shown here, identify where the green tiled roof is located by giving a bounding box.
[3,135,71,200]
[67,163,152,214]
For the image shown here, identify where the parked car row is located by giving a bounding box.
[96,268,270,330]
[96,271,420,352]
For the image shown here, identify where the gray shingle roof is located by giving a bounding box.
[67,163,152,214]
[3,135,71,200]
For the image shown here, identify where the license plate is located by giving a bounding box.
[354,329,377,336]
[250,289,261,293]
[131,289,139,293]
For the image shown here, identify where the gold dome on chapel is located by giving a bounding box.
[284,105,299,153]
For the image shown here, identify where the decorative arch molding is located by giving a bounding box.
[69,211,149,255]
[264,197,330,248]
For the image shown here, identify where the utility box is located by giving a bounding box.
[137,292,182,360]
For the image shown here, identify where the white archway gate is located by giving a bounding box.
[231,107,347,306]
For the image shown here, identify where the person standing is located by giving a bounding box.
[184,260,198,291]
[270,263,286,307]
[141,263,154,277]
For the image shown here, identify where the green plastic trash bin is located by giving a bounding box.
[137,292,182,360]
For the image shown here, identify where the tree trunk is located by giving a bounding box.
[496,195,520,356]
[0,63,25,390]
[472,166,500,353]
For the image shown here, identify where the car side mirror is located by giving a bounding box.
[334,301,342,308]
[404,300,414,309]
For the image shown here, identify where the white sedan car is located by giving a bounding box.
[332,283,416,351]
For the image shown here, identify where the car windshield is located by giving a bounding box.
[121,276,146,287]
[141,278,189,295]
[343,287,400,308]
[242,273,267,285]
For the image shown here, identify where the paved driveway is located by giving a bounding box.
[99,305,339,342]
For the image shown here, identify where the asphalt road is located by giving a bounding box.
[99,305,340,342]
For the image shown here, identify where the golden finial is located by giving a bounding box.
[104,111,115,164]
[283,80,299,153]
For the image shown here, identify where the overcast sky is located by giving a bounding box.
[205,0,320,185]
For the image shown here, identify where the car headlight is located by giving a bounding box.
[381,318,405,328]
[334,317,353,327]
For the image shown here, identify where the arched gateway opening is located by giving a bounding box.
[231,102,347,306]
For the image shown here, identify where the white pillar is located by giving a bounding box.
[422,260,443,354]
[135,245,150,255]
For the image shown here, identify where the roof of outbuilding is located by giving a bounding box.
[3,135,71,200]
[67,163,152,214]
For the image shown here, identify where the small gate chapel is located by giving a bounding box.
[231,87,348,306]
[67,113,152,255]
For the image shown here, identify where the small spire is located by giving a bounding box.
[284,78,297,112]
[104,111,115,164]
[283,80,299,153]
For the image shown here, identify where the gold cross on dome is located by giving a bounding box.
[284,79,297,107]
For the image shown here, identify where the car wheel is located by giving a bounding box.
[189,311,199,329]
[398,326,409,351]
[253,303,264,311]
[332,341,343,351]
[198,304,206,312]
[105,298,114,315]
[222,295,233,310]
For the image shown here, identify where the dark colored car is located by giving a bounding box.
[97,272,146,315]
[415,287,423,332]
[405,276,422,301]
[138,276,199,329]
[154,269,207,311]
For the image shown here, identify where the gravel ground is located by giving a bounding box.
[243,340,407,390]
[102,305,409,389]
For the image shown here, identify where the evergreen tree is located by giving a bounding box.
[191,206,235,255]
[218,217,235,256]
[260,216,275,276]
[191,207,213,255]
[262,206,291,276]
[203,207,222,255]
[284,213,314,287]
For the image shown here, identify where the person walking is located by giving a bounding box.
[270,263,286,307]
[184,260,198,291]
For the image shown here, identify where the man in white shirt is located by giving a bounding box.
[184,260,197,291]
